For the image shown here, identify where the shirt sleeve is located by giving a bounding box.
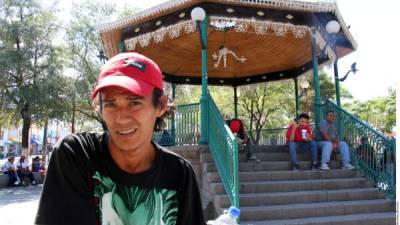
[176,161,205,225]
[35,135,97,225]
[318,120,328,136]
[286,125,293,141]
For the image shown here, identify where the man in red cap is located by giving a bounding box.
[35,53,205,225]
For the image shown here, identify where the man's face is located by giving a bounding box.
[100,87,166,153]
[326,112,336,123]
[20,156,25,162]
[298,118,309,127]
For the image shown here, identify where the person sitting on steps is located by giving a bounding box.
[315,111,355,170]
[227,117,260,163]
[286,113,318,171]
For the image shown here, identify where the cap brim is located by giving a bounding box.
[91,75,154,99]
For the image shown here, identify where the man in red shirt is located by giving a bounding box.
[286,113,318,171]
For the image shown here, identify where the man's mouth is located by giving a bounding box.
[116,128,137,135]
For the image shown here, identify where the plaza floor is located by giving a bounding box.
[0,184,42,225]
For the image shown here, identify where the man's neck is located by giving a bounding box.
[108,140,156,174]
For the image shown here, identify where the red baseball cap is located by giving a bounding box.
[91,52,164,99]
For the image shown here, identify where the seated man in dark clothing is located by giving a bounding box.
[228,118,260,163]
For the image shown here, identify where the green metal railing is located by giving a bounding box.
[248,128,287,146]
[207,94,240,208]
[321,99,396,200]
[153,103,200,146]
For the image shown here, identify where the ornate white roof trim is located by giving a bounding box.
[125,16,311,51]
[99,0,336,33]
[221,0,335,12]
[98,0,192,33]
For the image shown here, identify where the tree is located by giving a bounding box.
[0,0,64,156]
[238,81,295,144]
[344,88,395,133]
[64,0,140,131]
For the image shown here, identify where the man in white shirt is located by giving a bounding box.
[17,155,36,185]
[1,156,20,187]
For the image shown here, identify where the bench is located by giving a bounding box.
[0,172,44,188]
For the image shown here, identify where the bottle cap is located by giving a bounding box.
[228,206,240,217]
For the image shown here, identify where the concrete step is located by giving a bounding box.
[201,152,312,163]
[244,212,396,225]
[216,188,385,208]
[212,178,373,194]
[205,161,342,172]
[239,199,394,221]
[207,169,361,183]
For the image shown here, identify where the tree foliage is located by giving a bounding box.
[0,0,67,155]
[344,88,395,133]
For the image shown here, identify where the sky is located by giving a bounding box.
[61,0,399,101]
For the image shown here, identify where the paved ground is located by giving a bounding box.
[0,185,42,225]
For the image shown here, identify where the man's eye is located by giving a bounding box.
[129,101,141,106]
[104,102,115,108]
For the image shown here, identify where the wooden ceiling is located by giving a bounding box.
[135,28,312,80]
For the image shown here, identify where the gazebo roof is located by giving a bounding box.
[99,0,356,86]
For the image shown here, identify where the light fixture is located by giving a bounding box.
[286,14,293,20]
[257,11,265,16]
[179,12,186,18]
[155,20,162,26]
[134,28,140,33]
[226,8,234,13]
[191,7,206,21]
[326,20,340,34]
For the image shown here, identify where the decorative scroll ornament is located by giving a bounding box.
[212,46,247,69]
[125,17,310,51]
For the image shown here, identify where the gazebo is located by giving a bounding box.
[98,0,357,208]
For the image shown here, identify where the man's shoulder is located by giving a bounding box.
[155,144,193,169]
[55,132,106,156]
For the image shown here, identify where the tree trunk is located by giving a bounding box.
[20,102,31,157]
[41,119,48,162]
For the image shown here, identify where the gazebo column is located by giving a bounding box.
[198,17,209,145]
[294,78,299,118]
[171,83,176,145]
[333,61,343,139]
[233,86,238,119]
[311,27,322,125]
[333,61,341,107]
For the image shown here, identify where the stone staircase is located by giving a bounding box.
[202,146,396,225]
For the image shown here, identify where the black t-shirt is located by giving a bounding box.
[35,132,205,225]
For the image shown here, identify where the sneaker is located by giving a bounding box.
[292,164,301,171]
[311,162,319,170]
[342,163,355,170]
[247,155,261,163]
[14,181,20,186]
[32,180,36,185]
[319,163,330,170]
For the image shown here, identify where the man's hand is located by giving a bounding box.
[332,141,338,152]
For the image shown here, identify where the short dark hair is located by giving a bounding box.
[298,113,310,120]
[326,110,335,115]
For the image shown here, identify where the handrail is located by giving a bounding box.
[322,99,395,200]
[153,103,200,146]
[207,93,240,208]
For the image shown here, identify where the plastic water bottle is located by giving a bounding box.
[207,206,240,225]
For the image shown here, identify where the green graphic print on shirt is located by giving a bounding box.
[93,172,178,225]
